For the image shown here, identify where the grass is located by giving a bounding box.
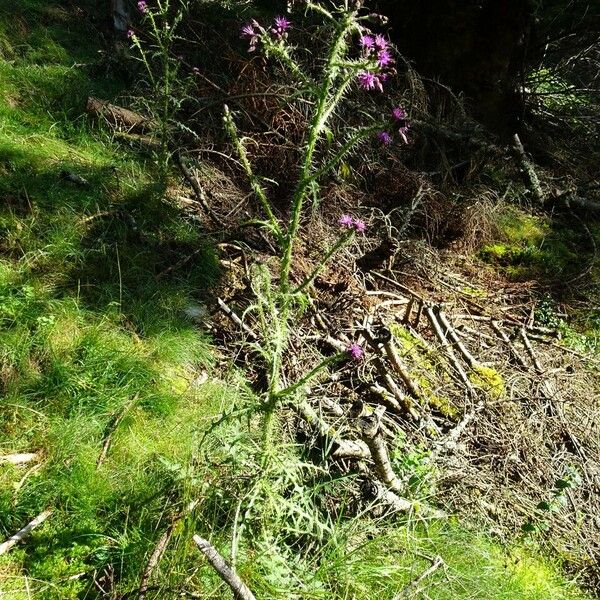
[0,1,596,598]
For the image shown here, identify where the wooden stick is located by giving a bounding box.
[425,307,472,390]
[139,501,199,600]
[359,411,406,499]
[393,555,444,599]
[0,453,38,465]
[436,309,477,368]
[192,535,256,600]
[519,328,544,373]
[296,401,370,460]
[0,510,52,556]
[491,321,529,369]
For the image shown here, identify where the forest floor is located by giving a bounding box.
[0,1,599,599]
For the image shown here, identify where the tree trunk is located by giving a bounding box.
[376,0,535,135]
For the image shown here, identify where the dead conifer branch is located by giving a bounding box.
[358,410,406,498]
[425,307,473,390]
[436,309,477,368]
[192,535,256,600]
[0,510,52,556]
[491,320,529,369]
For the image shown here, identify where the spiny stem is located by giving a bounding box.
[279,14,354,294]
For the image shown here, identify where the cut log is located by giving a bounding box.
[86,97,151,133]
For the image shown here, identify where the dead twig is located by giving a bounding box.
[139,500,199,600]
[425,307,473,391]
[393,555,444,599]
[192,535,256,600]
[0,510,52,556]
[177,154,226,228]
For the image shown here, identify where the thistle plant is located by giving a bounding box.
[128,0,188,176]
[225,2,411,461]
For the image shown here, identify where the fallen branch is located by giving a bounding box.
[296,401,370,460]
[393,555,444,599]
[86,96,151,132]
[139,500,199,600]
[177,154,226,228]
[192,535,256,600]
[512,133,544,204]
[0,453,38,465]
[425,307,472,390]
[0,510,52,556]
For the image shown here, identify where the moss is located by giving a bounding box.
[470,364,505,399]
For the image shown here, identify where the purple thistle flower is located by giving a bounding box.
[271,16,291,40]
[127,29,135,39]
[360,35,375,50]
[274,15,291,31]
[348,343,365,361]
[339,214,354,228]
[399,124,410,144]
[392,106,407,121]
[358,71,383,92]
[137,0,147,12]
[240,23,256,39]
[241,21,261,51]
[378,131,392,145]
[374,34,388,51]
[377,49,393,68]
[353,219,367,233]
